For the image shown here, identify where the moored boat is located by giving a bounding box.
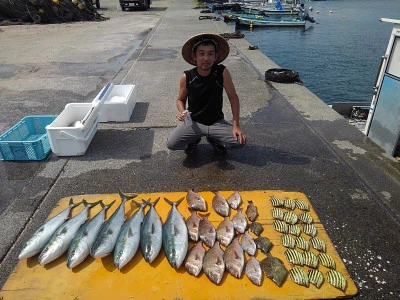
[235,15,306,27]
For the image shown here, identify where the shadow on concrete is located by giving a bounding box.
[130,102,149,123]
[182,143,310,169]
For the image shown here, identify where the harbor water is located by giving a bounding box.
[226,0,400,104]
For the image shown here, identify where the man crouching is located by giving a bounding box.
[166,33,247,155]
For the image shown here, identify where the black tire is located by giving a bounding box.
[95,0,100,8]
[264,68,302,84]
[121,5,126,11]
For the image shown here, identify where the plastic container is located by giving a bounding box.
[0,115,57,161]
[97,84,136,122]
[46,83,112,156]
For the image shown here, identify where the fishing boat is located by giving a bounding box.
[235,15,306,27]
[241,5,299,16]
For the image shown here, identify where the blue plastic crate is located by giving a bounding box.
[0,116,57,161]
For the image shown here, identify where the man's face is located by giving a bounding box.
[193,44,217,72]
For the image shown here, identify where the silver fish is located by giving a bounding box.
[270,196,283,207]
[186,189,207,211]
[224,236,244,278]
[19,198,82,260]
[241,230,256,256]
[280,234,296,249]
[186,207,201,242]
[283,198,296,210]
[318,252,336,269]
[212,191,229,217]
[114,199,147,269]
[216,216,235,247]
[39,200,99,265]
[198,213,216,248]
[203,241,225,285]
[162,197,188,269]
[185,242,206,277]
[140,197,163,264]
[91,188,138,258]
[67,200,115,269]
[245,200,258,222]
[232,208,247,234]
[303,223,317,237]
[310,236,327,253]
[284,248,304,266]
[227,191,242,209]
[245,256,262,286]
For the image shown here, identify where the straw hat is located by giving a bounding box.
[181,33,230,66]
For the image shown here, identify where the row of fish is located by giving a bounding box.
[19,190,188,270]
[270,196,347,292]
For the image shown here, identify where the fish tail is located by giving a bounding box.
[142,199,151,205]
[153,197,160,206]
[118,187,139,203]
[69,197,83,208]
[105,200,116,210]
[164,197,174,206]
[198,212,211,219]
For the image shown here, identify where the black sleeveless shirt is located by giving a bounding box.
[184,64,225,126]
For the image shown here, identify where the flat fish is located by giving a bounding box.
[245,256,262,286]
[289,266,310,287]
[19,198,82,260]
[308,269,324,288]
[299,212,313,224]
[203,241,225,285]
[287,224,301,236]
[114,199,147,269]
[280,234,296,249]
[303,250,319,269]
[240,230,256,256]
[254,236,273,254]
[284,248,304,266]
[271,207,284,220]
[272,220,288,234]
[294,199,309,211]
[212,191,230,217]
[185,207,201,242]
[295,236,309,251]
[318,252,336,269]
[162,197,188,269]
[260,255,288,287]
[140,197,163,264]
[39,200,100,265]
[198,213,216,248]
[326,269,347,291]
[303,223,317,237]
[91,189,138,259]
[224,236,244,278]
[186,189,207,211]
[245,200,258,222]
[185,242,205,277]
[310,236,327,252]
[283,211,298,225]
[270,196,283,207]
[216,217,235,247]
[227,191,242,209]
[67,200,115,269]
[248,221,263,236]
[232,208,247,234]
[283,198,296,210]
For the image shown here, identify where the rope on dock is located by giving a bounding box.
[219,31,245,39]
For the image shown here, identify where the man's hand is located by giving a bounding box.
[232,126,247,144]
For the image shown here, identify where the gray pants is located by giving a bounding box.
[166,119,245,150]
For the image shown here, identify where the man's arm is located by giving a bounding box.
[176,73,188,121]
[223,68,247,144]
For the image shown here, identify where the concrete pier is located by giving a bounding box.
[0,0,399,298]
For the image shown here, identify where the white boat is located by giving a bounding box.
[235,15,305,27]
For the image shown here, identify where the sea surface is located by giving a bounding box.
[224,0,400,104]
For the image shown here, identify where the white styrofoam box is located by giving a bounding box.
[46,103,100,156]
[97,84,137,122]
[45,83,114,156]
